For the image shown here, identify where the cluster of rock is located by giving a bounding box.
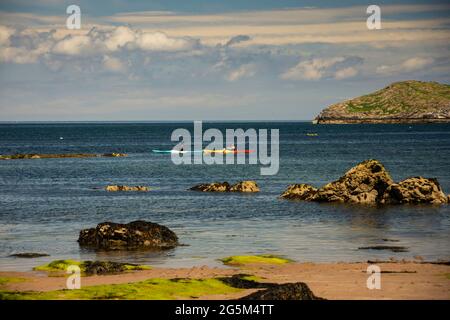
[78,220,179,250]
[219,274,322,300]
[190,181,260,193]
[82,261,147,275]
[0,153,126,160]
[105,185,150,192]
[281,159,449,205]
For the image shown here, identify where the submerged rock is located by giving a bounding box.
[190,182,231,192]
[358,245,409,253]
[105,185,150,192]
[380,177,448,204]
[9,253,50,258]
[281,159,448,205]
[78,220,178,250]
[190,181,259,193]
[239,282,322,300]
[0,153,126,160]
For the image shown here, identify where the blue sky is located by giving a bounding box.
[0,0,449,120]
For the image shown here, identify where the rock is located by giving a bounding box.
[314,160,393,203]
[190,181,259,193]
[280,184,317,200]
[218,274,271,289]
[103,153,127,157]
[190,182,231,192]
[380,177,448,204]
[229,181,260,192]
[9,253,50,258]
[0,153,126,160]
[239,282,322,300]
[105,185,150,192]
[358,246,409,253]
[78,220,178,250]
[82,261,145,275]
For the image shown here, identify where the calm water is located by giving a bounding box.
[0,122,450,271]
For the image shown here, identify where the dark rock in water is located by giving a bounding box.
[190,182,231,192]
[82,261,144,275]
[190,181,259,192]
[380,177,448,204]
[9,253,50,258]
[358,245,409,253]
[78,220,178,250]
[239,282,323,300]
[280,184,317,200]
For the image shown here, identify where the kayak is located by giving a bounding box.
[152,149,202,154]
[152,149,254,154]
[203,149,254,154]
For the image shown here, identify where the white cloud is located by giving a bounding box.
[52,35,92,55]
[376,57,434,75]
[135,31,195,51]
[334,66,358,80]
[226,63,256,82]
[281,57,347,81]
[103,55,126,72]
[0,25,15,46]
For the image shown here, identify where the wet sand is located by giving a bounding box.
[1,261,449,300]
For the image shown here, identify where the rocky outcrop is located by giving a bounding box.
[0,153,126,160]
[229,181,260,192]
[380,177,448,204]
[218,274,323,300]
[281,159,448,205]
[105,185,150,192]
[280,184,317,200]
[82,261,148,275]
[190,181,259,193]
[239,282,322,300]
[314,81,450,124]
[78,220,178,250]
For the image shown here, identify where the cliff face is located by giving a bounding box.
[314,80,450,124]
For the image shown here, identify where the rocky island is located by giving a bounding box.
[314,80,450,124]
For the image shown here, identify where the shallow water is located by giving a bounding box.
[0,122,449,271]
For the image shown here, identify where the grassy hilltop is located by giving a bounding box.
[315,80,450,124]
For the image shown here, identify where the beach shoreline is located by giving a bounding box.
[1,260,449,300]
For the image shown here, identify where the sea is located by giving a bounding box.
[0,122,449,271]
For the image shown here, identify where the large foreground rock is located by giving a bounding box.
[380,177,448,204]
[190,181,259,193]
[239,282,322,300]
[281,159,448,205]
[78,220,178,250]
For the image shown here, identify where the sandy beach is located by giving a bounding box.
[1,261,449,300]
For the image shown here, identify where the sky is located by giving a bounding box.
[0,0,449,121]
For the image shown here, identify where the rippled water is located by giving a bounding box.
[0,122,449,271]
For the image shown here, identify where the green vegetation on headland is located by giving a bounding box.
[220,255,292,266]
[0,153,126,160]
[0,278,241,300]
[314,80,450,124]
[33,260,151,275]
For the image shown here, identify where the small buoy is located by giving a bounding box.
[59,137,64,140]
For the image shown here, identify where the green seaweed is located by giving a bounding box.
[0,277,27,286]
[0,277,241,300]
[33,260,151,275]
[220,254,292,266]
